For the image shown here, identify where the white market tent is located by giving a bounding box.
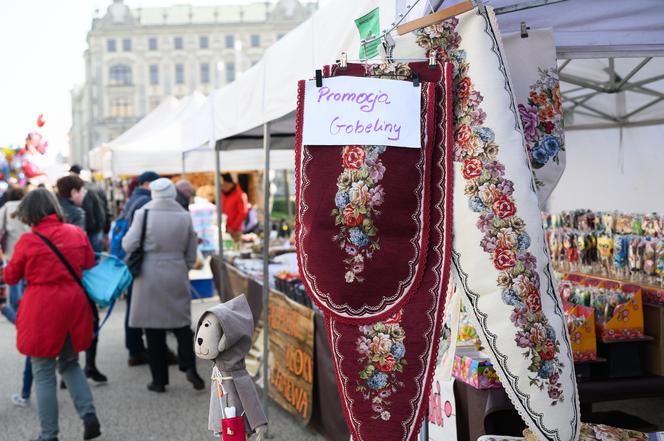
[89,96,180,172]
[93,93,295,175]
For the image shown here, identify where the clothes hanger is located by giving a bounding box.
[396,0,476,35]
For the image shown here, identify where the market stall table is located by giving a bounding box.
[454,375,664,441]
[209,254,350,441]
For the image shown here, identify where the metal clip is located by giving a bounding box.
[428,50,437,68]
[315,69,323,87]
[382,32,396,64]
[520,21,530,38]
[339,52,348,70]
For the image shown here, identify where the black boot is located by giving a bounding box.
[127,352,149,367]
[147,382,166,393]
[186,368,205,390]
[85,330,107,382]
[85,367,108,383]
[83,413,101,440]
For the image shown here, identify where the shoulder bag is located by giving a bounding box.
[125,209,149,277]
[34,232,132,330]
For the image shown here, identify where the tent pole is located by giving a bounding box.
[284,170,291,224]
[261,121,271,435]
[181,152,186,178]
[214,143,224,299]
[209,90,224,300]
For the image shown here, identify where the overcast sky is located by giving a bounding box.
[0,0,324,157]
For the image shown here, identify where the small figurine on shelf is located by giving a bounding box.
[656,240,664,279]
[628,237,644,281]
[195,295,268,440]
[549,232,561,265]
[613,235,629,279]
[643,239,657,279]
[564,233,579,271]
[631,215,644,236]
[642,214,660,237]
[601,212,616,235]
[577,234,587,269]
[597,235,613,276]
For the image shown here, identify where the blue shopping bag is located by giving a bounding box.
[83,253,133,308]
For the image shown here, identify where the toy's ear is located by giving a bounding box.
[218,332,228,353]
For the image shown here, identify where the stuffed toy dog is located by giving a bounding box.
[195,294,267,440]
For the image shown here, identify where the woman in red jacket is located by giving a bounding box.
[4,189,101,441]
[221,173,249,242]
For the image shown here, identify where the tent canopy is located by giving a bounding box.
[100,0,664,179]
[179,0,664,151]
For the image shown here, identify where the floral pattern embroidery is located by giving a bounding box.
[579,423,648,441]
[518,68,565,171]
[367,62,412,79]
[355,310,407,421]
[332,145,387,283]
[416,19,565,403]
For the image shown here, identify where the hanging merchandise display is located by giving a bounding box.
[296,70,437,323]
[296,60,454,441]
[502,29,566,207]
[544,210,664,288]
[409,8,579,441]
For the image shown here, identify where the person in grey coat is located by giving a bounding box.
[121,178,205,393]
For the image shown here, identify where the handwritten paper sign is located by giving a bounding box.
[302,76,421,148]
[268,290,315,424]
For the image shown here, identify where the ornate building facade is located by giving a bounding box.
[70,0,314,166]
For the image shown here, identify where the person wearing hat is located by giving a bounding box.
[122,178,204,392]
[117,171,161,367]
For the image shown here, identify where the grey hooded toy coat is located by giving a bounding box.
[196,295,268,433]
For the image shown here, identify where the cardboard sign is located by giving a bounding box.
[302,76,421,148]
[268,290,315,424]
[428,378,457,440]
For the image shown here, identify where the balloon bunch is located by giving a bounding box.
[0,115,49,187]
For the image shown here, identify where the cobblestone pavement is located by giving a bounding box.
[0,298,325,441]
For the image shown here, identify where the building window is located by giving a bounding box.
[250,34,260,48]
[200,35,209,49]
[148,37,158,51]
[122,38,132,51]
[226,62,235,83]
[109,64,132,86]
[175,64,185,84]
[110,97,133,118]
[149,64,159,85]
[200,63,210,84]
[225,35,234,49]
[107,39,116,52]
[174,36,183,50]
[149,96,161,111]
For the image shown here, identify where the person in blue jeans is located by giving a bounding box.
[1,279,33,407]
[0,186,33,407]
[5,189,101,441]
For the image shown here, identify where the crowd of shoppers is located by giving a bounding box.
[0,166,250,441]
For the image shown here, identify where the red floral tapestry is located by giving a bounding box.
[295,64,436,323]
[296,62,454,441]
